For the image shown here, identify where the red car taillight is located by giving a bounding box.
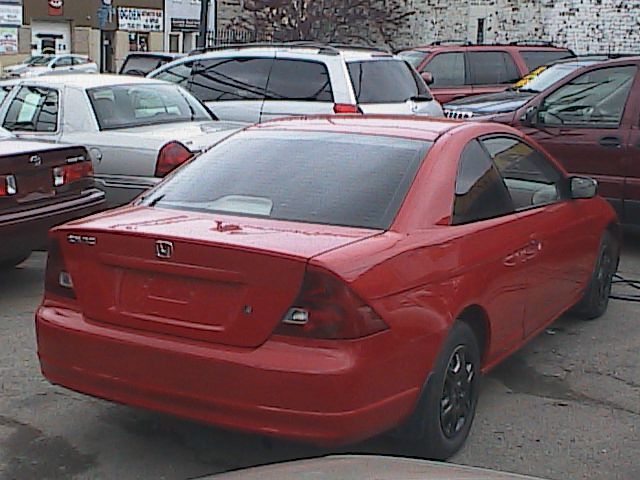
[0,174,17,196]
[45,239,76,300]
[53,162,93,187]
[155,141,193,177]
[333,103,362,114]
[275,267,388,340]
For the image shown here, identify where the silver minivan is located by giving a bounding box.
[148,44,444,123]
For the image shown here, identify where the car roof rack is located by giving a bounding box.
[188,41,392,56]
[507,40,558,47]
[321,42,392,54]
[430,39,474,46]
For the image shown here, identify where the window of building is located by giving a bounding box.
[169,33,180,53]
[129,33,149,52]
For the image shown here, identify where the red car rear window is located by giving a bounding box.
[144,130,432,230]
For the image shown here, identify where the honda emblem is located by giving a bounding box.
[29,155,42,167]
[155,240,173,259]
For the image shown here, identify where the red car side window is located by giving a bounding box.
[453,139,514,225]
[482,136,566,210]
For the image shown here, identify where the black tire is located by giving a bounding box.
[572,231,618,320]
[0,251,31,270]
[399,322,481,460]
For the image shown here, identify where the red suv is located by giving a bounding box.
[492,56,640,228]
[398,42,574,103]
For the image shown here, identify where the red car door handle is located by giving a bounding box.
[599,136,621,148]
[504,240,542,266]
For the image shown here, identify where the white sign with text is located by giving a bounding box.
[117,7,163,32]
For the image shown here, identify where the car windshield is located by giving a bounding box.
[29,56,53,66]
[87,83,213,130]
[25,55,45,66]
[143,130,431,230]
[397,50,430,68]
[518,62,596,93]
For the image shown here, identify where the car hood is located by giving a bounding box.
[203,455,549,480]
[110,120,245,153]
[445,90,536,116]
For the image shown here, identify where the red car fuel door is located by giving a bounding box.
[521,64,639,223]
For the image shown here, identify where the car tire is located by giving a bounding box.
[572,231,618,320]
[0,251,31,270]
[399,321,481,460]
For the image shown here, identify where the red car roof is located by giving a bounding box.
[251,114,464,142]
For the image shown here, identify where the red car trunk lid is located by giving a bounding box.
[58,207,381,347]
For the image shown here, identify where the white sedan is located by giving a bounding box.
[0,74,242,207]
[7,54,98,78]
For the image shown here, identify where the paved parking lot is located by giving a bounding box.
[1,235,639,480]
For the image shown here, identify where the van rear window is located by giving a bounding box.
[347,60,425,104]
[145,131,431,230]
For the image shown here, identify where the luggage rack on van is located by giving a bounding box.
[188,41,392,56]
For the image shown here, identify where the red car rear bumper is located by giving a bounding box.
[36,304,421,446]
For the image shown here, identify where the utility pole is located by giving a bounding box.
[198,0,210,50]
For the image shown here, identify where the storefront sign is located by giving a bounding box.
[0,3,22,26]
[0,27,17,53]
[171,18,200,32]
[118,7,163,32]
[48,0,63,16]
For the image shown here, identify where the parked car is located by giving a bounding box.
[148,43,443,123]
[469,56,640,228]
[0,74,242,208]
[0,127,104,269]
[7,54,98,78]
[205,455,550,480]
[397,41,574,103]
[1,54,45,79]
[119,52,185,77]
[36,115,619,460]
[444,57,606,119]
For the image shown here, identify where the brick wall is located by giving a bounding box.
[217,0,640,54]
[399,0,640,53]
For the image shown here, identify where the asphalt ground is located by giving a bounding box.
[1,234,638,480]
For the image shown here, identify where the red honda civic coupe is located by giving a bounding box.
[36,116,619,460]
